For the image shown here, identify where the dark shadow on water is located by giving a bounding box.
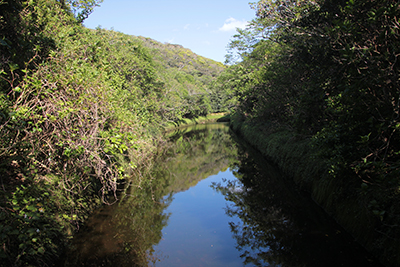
[212,137,383,267]
[61,123,383,266]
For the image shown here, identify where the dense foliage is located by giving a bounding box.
[220,0,400,265]
[62,124,237,265]
[0,0,225,265]
[136,37,226,121]
[213,142,381,267]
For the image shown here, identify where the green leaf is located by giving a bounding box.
[8,63,19,72]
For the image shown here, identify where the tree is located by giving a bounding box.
[222,0,400,238]
[65,0,103,23]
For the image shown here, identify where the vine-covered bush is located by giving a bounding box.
[0,0,167,265]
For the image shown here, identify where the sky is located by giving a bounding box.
[83,0,256,63]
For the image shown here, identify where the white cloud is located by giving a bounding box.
[184,24,190,30]
[219,18,248,32]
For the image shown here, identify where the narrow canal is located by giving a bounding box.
[62,123,382,266]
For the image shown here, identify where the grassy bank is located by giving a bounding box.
[230,114,400,267]
[163,113,229,131]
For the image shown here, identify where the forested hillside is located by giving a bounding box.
[219,0,400,265]
[0,1,226,265]
[137,36,226,120]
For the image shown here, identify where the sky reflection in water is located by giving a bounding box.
[63,124,382,267]
[153,170,245,267]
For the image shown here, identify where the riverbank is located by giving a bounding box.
[229,114,400,267]
[163,113,229,131]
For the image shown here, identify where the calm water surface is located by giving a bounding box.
[154,170,243,267]
[62,123,382,267]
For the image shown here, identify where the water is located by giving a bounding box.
[62,123,382,266]
[153,170,244,267]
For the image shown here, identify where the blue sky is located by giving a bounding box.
[83,0,256,63]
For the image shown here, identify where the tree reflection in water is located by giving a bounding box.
[212,143,381,267]
[62,166,173,267]
[62,123,238,266]
[62,124,381,267]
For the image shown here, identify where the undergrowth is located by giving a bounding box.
[230,113,400,267]
[0,1,164,265]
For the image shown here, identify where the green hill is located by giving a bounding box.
[0,1,230,265]
[136,36,226,121]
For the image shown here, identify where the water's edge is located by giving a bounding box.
[229,116,397,267]
[61,123,386,266]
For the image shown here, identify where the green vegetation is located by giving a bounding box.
[212,137,381,267]
[63,158,171,267]
[61,124,237,265]
[4,0,397,265]
[162,124,236,193]
[135,37,226,121]
[163,112,228,130]
[219,0,400,266]
[0,1,226,265]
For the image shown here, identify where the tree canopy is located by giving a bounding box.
[219,0,400,264]
[0,1,227,265]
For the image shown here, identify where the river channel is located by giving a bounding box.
[62,123,382,266]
